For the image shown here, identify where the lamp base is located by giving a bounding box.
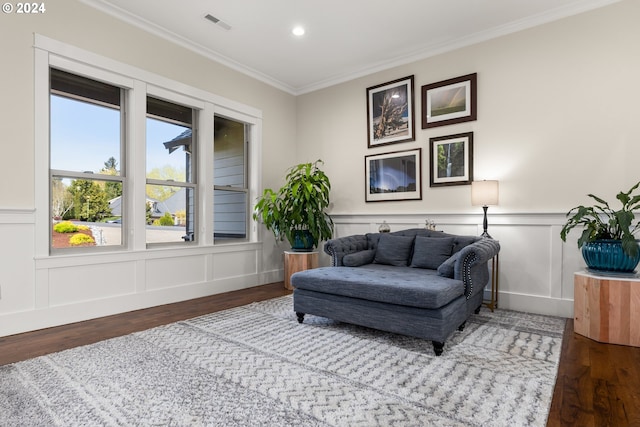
[481,205,493,239]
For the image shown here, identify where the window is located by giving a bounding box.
[214,116,248,242]
[49,68,124,250]
[146,97,196,244]
[38,36,262,256]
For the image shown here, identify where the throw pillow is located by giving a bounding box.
[437,251,461,278]
[373,234,414,266]
[343,249,376,267]
[410,236,454,269]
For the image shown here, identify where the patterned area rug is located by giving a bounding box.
[0,295,565,426]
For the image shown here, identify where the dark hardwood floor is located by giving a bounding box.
[548,319,640,427]
[1,282,639,426]
[0,282,291,366]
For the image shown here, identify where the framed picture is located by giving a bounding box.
[421,73,476,129]
[429,132,473,187]
[366,75,415,148]
[365,148,422,202]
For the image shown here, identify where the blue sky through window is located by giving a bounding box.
[50,95,188,174]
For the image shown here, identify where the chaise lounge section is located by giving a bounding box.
[291,228,500,355]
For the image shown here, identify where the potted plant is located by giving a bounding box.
[253,160,333,251]
[560,181,640,272]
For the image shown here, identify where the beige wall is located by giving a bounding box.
[296,0,640,216]
[0,0,297,335]
[0,1,637,331]
[0,0,297,208]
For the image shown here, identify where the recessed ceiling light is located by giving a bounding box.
[292,26,305,36]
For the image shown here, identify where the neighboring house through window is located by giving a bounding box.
[214,116,248,242]
[146,97,196,244]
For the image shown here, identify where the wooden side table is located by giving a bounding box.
[284,251,318,290]
[573,271,640,347]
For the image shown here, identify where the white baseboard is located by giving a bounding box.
[496,291,573,319]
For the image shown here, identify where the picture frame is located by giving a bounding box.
[365,148,422,202]
[366,75,415,148]
[421,73,476,129]
[429,132,473,187]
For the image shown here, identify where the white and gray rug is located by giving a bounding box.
[0,295,565,426]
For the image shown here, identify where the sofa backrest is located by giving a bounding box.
[324,228,482,268]
[366,229,479,254]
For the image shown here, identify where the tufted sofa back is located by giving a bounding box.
[365,229,479,254]
[324,228,480,267]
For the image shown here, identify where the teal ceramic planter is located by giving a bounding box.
[581,240,640,273]
[291,229,314,252]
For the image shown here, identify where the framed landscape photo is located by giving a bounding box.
[367,75,415,148]
[365,148,422,202]
[421,73,476,129]
[429,132,473,187]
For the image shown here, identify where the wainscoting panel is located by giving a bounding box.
[0,208,579,337]
[146,255,207,291]
[0,206,267,336]
[49,262,137,306]
[213,250,257,280]
[0,219,35,316]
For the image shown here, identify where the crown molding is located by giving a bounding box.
[79,0,297,94]
[81,0,620,96]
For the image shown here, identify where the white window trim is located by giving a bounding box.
[34,34,262,258]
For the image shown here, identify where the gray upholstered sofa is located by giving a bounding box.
[291,228,500,355]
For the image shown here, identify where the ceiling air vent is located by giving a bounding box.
[205,14,232,31]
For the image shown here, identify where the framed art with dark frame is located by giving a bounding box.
[365,148,422,202]
[366,75,415,148]
[429,132,473,187]
[421,73,476,129]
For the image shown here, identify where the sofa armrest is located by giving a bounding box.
[454,238,501,299]
[324,235,369,266]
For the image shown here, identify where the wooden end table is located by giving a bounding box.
[284,251,319,290]
[573,270,640,347]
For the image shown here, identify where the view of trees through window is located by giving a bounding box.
[50,69,124,249]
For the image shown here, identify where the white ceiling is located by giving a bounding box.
[82,0,619,95]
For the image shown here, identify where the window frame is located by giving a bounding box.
[35,35,263,258]
[48,68,130,254]
[145,95,199,246]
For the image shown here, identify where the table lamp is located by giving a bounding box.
[471,180,499,238]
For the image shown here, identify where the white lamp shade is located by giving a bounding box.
[471,180,499,206]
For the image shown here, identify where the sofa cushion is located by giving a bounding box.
[437,251,461,278]
[291,264,464,310]
[373,234,414,266]
[410,236,454,269]
[343,249,376,267]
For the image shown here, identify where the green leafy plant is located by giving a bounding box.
[560,181,640,258]
[253,160,333,250]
